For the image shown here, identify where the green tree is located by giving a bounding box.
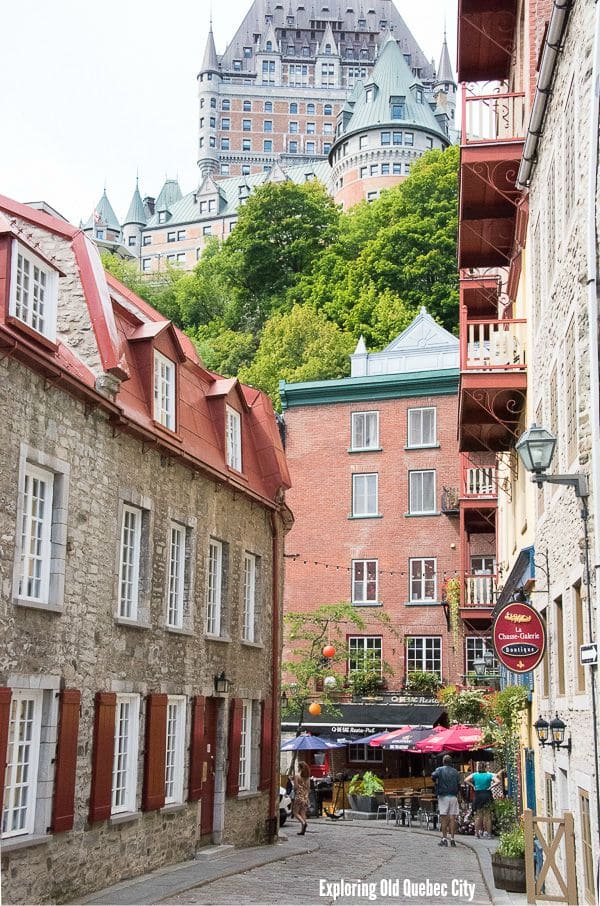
[100,252,157,304]
[189,321,257,376]
[237,304,353,407]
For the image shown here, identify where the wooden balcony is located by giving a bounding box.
[461,315,527,372]
[460,273,502,318]
[460,573,496,625]
[458,0,518,83]
[463,464,497,499]
[462,88,526,147]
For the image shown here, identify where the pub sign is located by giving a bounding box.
[492,601,546,673]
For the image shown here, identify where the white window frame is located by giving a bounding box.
[351,411,379,451]
[352,473,378,517]
[409,470,436,514]
[167,522,185,629]
[111,694,140,815]
[2,691,43,838]
[409,558,437,602]
[153,350,176,431]
[465,637,495,674]
[205,538,223,636]
[351,559,378,605]
[238,700,252,791]
[348,636,382,674]
[407,407,436,448]
[406,636,442,679]
[243,552,257,642]
[226,405,242,472]
[9,241,58,341]
[164,696,186,805]
[118,505,142,619]
[18,463,54,604]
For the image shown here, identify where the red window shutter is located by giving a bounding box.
[259,698,273,791]
[0,687,12,815]
[226,698,243,798]
[89,692,117,823]
[188,695,205,802]
[142,693,168,812]
[51,689,81,833]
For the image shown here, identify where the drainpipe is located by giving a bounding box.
[587,0,600,852]
[269,509,283,842]
[517,1,573,189]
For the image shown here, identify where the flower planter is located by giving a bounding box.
[348,793,385,813]
[491,853,526,893]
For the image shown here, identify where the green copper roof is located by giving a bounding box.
[123,182,147,225]
[279,368,459,409]
[201,24,219,73]
[83,190,121,232]
[336,35,449,144]
[156,178,183,212]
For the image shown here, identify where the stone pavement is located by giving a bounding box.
[77,818,527,906]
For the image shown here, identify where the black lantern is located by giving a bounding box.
[473,657,486,678]
[550,713,567,746]
[214,671,232,694]
[534,715,550,745]
[483,649,495,670]
[516,424,557,475]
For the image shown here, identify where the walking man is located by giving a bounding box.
[432,754,460,847]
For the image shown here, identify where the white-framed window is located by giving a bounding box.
[154,351,176,431]
[2,691,43,838]
[465,637,496,675]
[18,463,54,604]
[238,700,252,791]
[348,743,383,763]
[406,636,442,678]
[205,539,223,636]
[118,505,142,619]
[9,242,58,341]
[409,470,436,514]
[409,558,437,602]
[243,552,257,642]
[352,473,378,517]
[167,522,185,629]
[351,411,379,450]
[226,405,242,471]
[407,407,436,447]
[348,636,382,674]
[111,694,140,815]
[164,696,186,805]
[352,559,378,604]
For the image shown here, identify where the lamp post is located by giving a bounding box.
[517,423,598,826]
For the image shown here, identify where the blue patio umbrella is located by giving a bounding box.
[280,734,343,751]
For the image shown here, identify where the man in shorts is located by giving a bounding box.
[432,754,460,846]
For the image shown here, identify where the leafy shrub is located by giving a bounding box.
[497,824,525,858]
[405,671,441,694]
[492,798,517,834]
[348,771,384,796]
[438,685,488,724]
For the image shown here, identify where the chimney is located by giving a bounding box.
[143,196,156,216]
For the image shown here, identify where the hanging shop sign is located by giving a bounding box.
[492,602,546,673]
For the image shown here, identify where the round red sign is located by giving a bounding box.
[492,602,546,674]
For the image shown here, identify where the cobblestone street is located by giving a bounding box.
[162,821,491,906]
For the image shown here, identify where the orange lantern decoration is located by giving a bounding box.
[308,702,322,716]
[322,644,336,659]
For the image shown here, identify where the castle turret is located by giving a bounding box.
[122,179,147,257]
[83,189,121,242]
[197,21,221,177]
[433,30,457,125]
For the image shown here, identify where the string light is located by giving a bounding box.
[286,553,460,580]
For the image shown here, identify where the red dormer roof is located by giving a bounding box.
[0,193,291,506]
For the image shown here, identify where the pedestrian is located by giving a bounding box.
[293,761,310,835]
[431,754,460,847]
[465,762,501,838]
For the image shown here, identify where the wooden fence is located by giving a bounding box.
[524,809,577,904]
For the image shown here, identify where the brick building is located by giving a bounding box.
[0,194,291,904]
[280,308,483,711]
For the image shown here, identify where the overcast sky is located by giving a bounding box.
[0,0,457,225]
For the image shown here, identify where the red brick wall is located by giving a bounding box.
[283,391,466,687]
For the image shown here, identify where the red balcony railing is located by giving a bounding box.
[461,84,526,146]
[460,312,527,371]
[464,574,497,608]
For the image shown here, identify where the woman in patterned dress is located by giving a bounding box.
[293,761,310,835]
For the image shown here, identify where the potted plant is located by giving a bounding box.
[348,771,385,813]
[404,671,441,696]
[491,825,526,893]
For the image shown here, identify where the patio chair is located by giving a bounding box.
[417,795,438,831]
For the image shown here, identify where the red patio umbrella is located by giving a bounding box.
[413,724,483,753]
[368,726,412,747]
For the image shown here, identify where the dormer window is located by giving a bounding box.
[226,405,242,471]
[365,87,373,102]
[391,97,406,119]
[9,242,58,341]
[325,43,332,54]
[158,211,167,224]
[266,40,273,52]
[415,88,423,104]
[154,350,176,430]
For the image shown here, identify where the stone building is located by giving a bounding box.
[0,193,291,904]
[456,0,599,897]
[280,308,480,729]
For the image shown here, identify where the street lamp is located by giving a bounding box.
[473,657,486,679]
[515,424,588,496]
[214,671,232,694]
[483,649,496,671]
[534,713,571,754]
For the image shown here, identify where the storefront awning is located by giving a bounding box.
[282,702,447,739]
